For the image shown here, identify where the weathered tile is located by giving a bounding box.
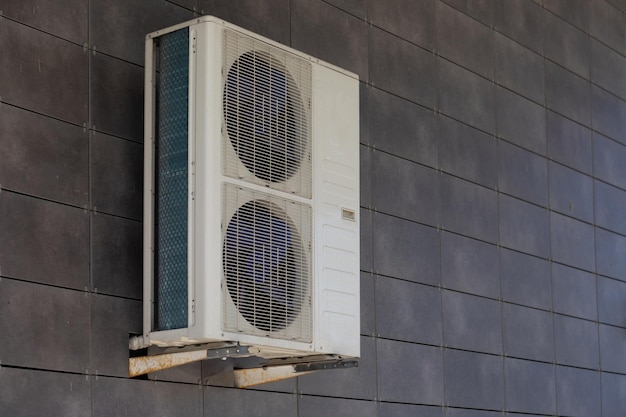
[443,290,502,354]
[0,19,88,125]
[439,59,495,134]
[0,192,89,289]
[437,1,493,79]
[503,303,554,362]
[0,105,89,206]
[495,87,546,154]
[369,0,434,49]
[499,195,549,258]
[91,0,193,65]
[0,367,90,417]
[440,174,498,243]
[444,349,503,409]
[376,276,441,345]
[371,150,438,226]
[377,339,443,405]
[370,27,436,107]
[500,248,551,310]
[505,358,555,415]
[0,279,90,372]
[438,114,497,189]
[373,212,440,285]
[370,88,437,167]
[550,212,595,272]
[498,140,547,206]
[552,263,597,321]
[91,133,143,220]
[549,162,594,222]
[441,232,499,299]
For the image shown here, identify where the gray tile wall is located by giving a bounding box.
[1,0,625,415]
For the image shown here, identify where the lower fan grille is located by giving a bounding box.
[222,184,312,342]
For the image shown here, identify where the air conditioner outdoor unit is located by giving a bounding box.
[136,16,360,364]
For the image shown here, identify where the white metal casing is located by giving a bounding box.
[143,16,360,359]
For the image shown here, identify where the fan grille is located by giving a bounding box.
[222,184,312,342]
[222,29,312,198]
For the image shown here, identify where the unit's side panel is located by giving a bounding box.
[312,66,360,357]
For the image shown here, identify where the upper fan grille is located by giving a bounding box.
[222,184,312,342]
[222,29,312,198]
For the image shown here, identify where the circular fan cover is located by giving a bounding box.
[223,200,305,332]
[224,51,307,183]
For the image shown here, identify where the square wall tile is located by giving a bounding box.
[544,10,590,79]
[498,140,547,206]
[376,276,442,345]
[495,87,546,154]
[602,372,626,417]
[444,349,504,410]
[0,20,88,125]
[438,114,497,189]
[371,151,438,226]
[440,174,498,243]
[443,290,502,354]
[379,402,442,417]
[360,208,373,272]
[436,1,494,79]
[499,195,549,258]
[92,213,142,299]
[556,366,601,417]
[550,212,595,272]
[595,180,626,236]
[360,145,372,208]
[439,59,495,134]
[377,339,443,405]
[1,0,88,44]
[441,232,500,299]
[93,377,202,417]
[552,263,597,321]
[554,314,599,369]
[544,0,588,30]
[592,86,626,145]
[441,0,494,27]
[598,276,626,327]
[0,192,89,290]
[547,110,592,174]
[369,0,434,49]
[324,0,366,19]
[549,162,593,222]
[589,0,626,56]
[91,133,143,220]
[599,324,626,374]
[505,358,555,415]
[370,88,437,167]
[91,54,143,142]
[369,27,436,108]
[292,0,367,80]
[0,100,88,207]
[373,212,440,285]
[360,273,375,336]
[596,228,626,281]
[91,0,193,65]
[0,367,90,417]
[299,336,376,400]
[593,132,626,190]
[494,0,543,54]
[546,62,590,127]
[0,279,90,373]
[591,39,626,101]
[200,0,289,45]
[503,303,554,362]
[494,33,544,103]
[298,395,376,417]
[500,249,551,310]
